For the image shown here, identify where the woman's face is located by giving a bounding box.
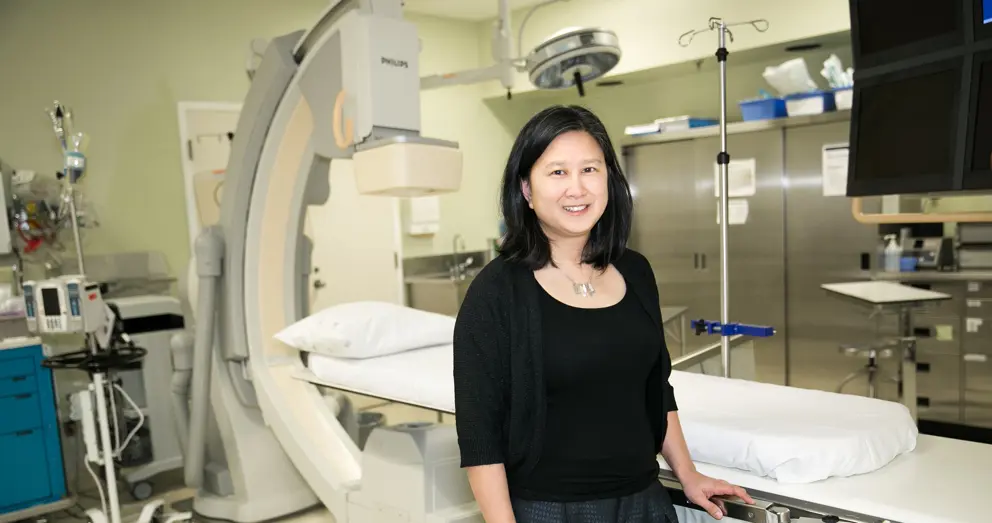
[522,130,608,242]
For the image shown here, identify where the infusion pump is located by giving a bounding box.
[23,276,106,334]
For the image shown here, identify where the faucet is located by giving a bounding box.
[450,234,467,280]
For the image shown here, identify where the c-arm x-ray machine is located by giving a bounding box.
[175,1,466,521]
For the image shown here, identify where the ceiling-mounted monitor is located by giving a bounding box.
[849,0,964,70]
[964,49,992,189]
[846,0,992,195]
[847,59,964,196]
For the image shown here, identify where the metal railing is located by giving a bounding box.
[672,334,751,372]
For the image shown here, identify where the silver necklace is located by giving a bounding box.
[560,268,596,297]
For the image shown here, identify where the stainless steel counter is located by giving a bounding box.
[870,271,992,283]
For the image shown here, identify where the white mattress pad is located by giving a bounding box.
[301,347,919,484]
[668,370,919,484]
[304,343,455,413]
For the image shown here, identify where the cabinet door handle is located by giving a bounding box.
[15,429,34,437]
[700,254,707,270]
[694,253,699,269]
[11,376,27,382]
[13,393,30,400]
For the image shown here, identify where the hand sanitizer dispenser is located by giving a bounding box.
[884,234,902,272]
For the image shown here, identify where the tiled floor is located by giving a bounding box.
[39,469,191,523]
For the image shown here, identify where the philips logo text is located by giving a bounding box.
[381,57,409,68]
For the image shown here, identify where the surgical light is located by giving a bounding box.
[420,0,622,97]
[525,26,621,95]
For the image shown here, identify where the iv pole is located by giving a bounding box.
[47,102,123,523]
[679,18,776,378]
[42,102,167,523]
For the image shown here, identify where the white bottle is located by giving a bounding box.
[884,234,902,272]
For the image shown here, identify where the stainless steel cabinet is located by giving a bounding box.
[626,139,720,347]
[627,129,789,385]
[696,130,788,386]
[625,115,898,393]
[781,121,887,395]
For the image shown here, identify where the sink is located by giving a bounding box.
[405,270,478,316]
[404,269,480,285]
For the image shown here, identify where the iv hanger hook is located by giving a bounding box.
[678,17,769,48]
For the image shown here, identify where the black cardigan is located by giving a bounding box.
[452,248,679,475]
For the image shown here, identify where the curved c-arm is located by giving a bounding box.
[180,1,463,519]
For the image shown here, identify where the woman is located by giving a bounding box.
[452,105,752,523]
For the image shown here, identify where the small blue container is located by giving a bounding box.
[739,98,787,121]
[900,256,918,272]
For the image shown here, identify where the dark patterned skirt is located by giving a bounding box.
[511,481,680,523]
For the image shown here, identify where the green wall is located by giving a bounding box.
[0,0,508,279]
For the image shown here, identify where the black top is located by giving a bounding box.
[508,284,662,501]
[452,248,679,482]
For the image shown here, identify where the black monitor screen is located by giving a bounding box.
[972,56,992,171]
[855,0,960,59]
[854,67,960,180]
[41,288,60,316]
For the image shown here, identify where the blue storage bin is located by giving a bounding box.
[739,98,787,121]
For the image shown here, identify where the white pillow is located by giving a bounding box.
[273,301,456,359]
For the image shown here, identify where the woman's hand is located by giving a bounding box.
[679,470,754,520]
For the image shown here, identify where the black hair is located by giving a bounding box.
[497,105,633,271]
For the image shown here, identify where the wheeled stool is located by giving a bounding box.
[835,342,899,398]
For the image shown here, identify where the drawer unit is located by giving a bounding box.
[964,280,992,299]
[916,351,963,422]
[913,316,962,356]
[913,297,962,319]
[963,299,992,353]
[964,352,992,394]
[0,339,67,516]
[963,353,992,428]
[0,393,42,434]
[964,336,992,356]
[0,429,56,511]
[963,315,992,355]
[910,282,965,317]
[0,356,36,380]
[0,370,38,398]
[963,298,992,320]
[918,400,962,424]
[963,403,992,429]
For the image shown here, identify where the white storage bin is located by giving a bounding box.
[835,88,853,110]
[785,90,836,116]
